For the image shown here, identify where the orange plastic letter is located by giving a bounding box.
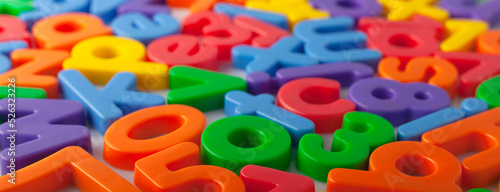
[0,146,139,192]
[478,30,500,54]
[327,141,462,192]
[103,104,206,170]
[135,142,245,192]
[378,56,458,98]
[33,13,112,51]
[0,49,69,98]
[422,108,500,188]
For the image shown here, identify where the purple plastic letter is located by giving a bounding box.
[348,78,450,126]
[0,98,90,175]
[247,62,374,95]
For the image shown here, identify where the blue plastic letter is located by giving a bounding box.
[293,17,381,68]
[225,90,314,146]
[111,12,179,44]
[58,69,165,134]
[232,36,318,75]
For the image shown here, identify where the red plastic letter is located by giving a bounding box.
[240,165,315,192]
[147,34,219,70]
[233,16,289,48]
[0,15,31,46]
[277,77,355,133]
[435,51,500,97]
[182,11,252,61]
[358,16,442,63]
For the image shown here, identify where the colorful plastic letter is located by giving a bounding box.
[104,104,205,170]
[438,0,477,18]
[297,112,394,181]
[189,0,246,13]
[327,141,462,192]
[225,90,314,146]
[111,12,179,44]
[348,78,450,126]
[472,1,500,27]
[59,70,165,134]
[477,75,500,109]
[233,36,318,75]
[19,0,90,27]
[0,49,68,98]
[167,0,195,8]
[63,36,169,90]
[0,54,10,74]
[135,142,245,192]
[397,98,488,141]
[233,16,289,48]
[0,86,46,99]
[118,0,171,17]
[0,146,139,191]
[214,2,288,29]
[277,78,355,133]
[34,0,89,13]
[247,62,374,95]
[0,15,31,46]
[0,41,27,56]
[294,17,381,67]
[461,98,489,117]
[201,116,291,173]
[378,56,458,98]
[182,12,252,61]
[90,0,128,23]
[441,19,488,52]
[435,51,500,97]
[478,30,500,54]
[275,62,373,85]
[0,0,32,16]
[311,0,381,20]
[422,108,500,188]
[0,98,90,175]
[358,16,442,62]
[168,66,246,112]
[469,189,492,192]
[33,13,112,51]
[439,0,500,26]
[378,0,449,22]
[147,34,219,70]
[240,165,315,192]
[246,0,328,27]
